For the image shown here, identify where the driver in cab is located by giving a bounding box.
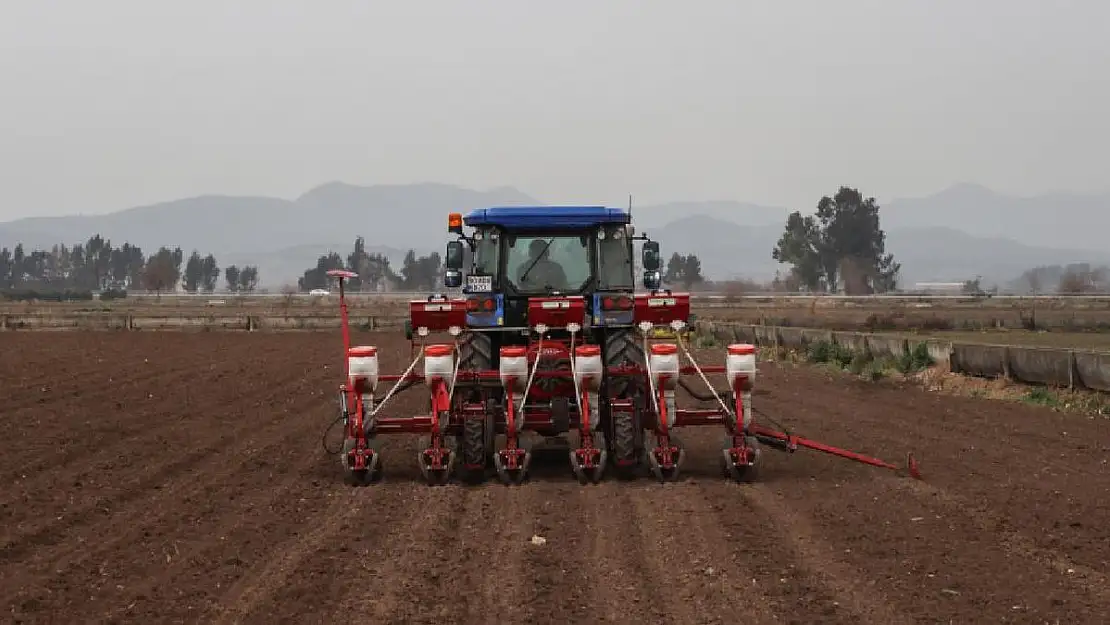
[516,238,567,289]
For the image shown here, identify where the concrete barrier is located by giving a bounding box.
[129,315,250,331]
[951,343,1008,379]
[1007,346,1074,388]
[0,313,411,332]
[865,335,908,358]
[695,321,1110,393]
[2,313,131,331]
[1074,352,1110,392]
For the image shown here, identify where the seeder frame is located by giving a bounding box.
[326,269,921,486]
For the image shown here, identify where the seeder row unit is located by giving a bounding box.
[326,269,921,486]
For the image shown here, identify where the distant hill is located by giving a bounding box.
[0,183,540,287]
[882,183,1110,250]
[2,181,1108,288]
[649,216,1110,289]
[626,200,789,232]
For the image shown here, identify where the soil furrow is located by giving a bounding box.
[89,406,339,623]
[0,366,328,581]
[1,392,329,618]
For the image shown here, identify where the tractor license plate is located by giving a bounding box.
[467,275,492,292]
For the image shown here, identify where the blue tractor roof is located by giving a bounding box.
[463,206,631,230]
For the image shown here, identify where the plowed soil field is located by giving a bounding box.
[1,331,1107,624]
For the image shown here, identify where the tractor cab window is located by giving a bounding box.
[597,226,634,290]
[506,234,590,293]
[472,230,498,275]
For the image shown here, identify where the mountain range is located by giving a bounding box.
[1,181,1107,290]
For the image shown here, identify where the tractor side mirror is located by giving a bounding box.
[642,270,662,291]
[444,240,464,288]
[642,241,661,271]
[444,270,462,288]
[445,241,464,270]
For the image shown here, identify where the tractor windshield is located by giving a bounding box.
[506,234,590,293]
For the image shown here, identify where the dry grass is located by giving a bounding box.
[912,366,1109,416]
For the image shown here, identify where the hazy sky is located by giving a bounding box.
[1,0,1107,221]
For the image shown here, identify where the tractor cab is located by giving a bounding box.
[442,206,664,332]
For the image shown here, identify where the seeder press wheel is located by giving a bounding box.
[341,438,383,486]
[721,435,762,483]
[568,430,607,484]
[645,433,686,482]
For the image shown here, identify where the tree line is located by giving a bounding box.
[1018,263,1109,294]
[0,234,259,300]
[297,237,444,292]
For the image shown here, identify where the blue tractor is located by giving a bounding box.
[437,206,672,483]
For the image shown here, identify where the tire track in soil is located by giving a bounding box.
[322,484,472,625]
[578,484,695,625]
[749,364,1110,621]
[734,482,904,624]
[627,469,896,625]
[767,463,1108,623]
[442,484,530,625]
[0,364,329,598]
[203,472,440,625]
[755,365,1110,572]
[100,407,362,625]
[205,424,445,624]
[893,477,1110,606]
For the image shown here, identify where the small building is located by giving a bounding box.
[912,282,966,294]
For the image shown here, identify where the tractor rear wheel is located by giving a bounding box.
[458,331,494,373]
[604,329,646,398]
[610,409,640,480]
[604,329,646,479]
[457,418,489,484]
[456,332,494,483]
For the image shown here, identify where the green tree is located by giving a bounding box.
[201,254,220,292]
[83,234,112,290]
[662,252,703,289]
[109,243,144,289]
[183,251,203,292]
[299,253,345,291]
[237,265,259,293]
[225,265,241,292]
[142,247,183,293]
[0,247,11,288]
[345,237,397,291]
[664,252,685,285]
[681,254,703,288]
[772,186,899,294]
[771,212,824,291]
[399,249,443,290]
